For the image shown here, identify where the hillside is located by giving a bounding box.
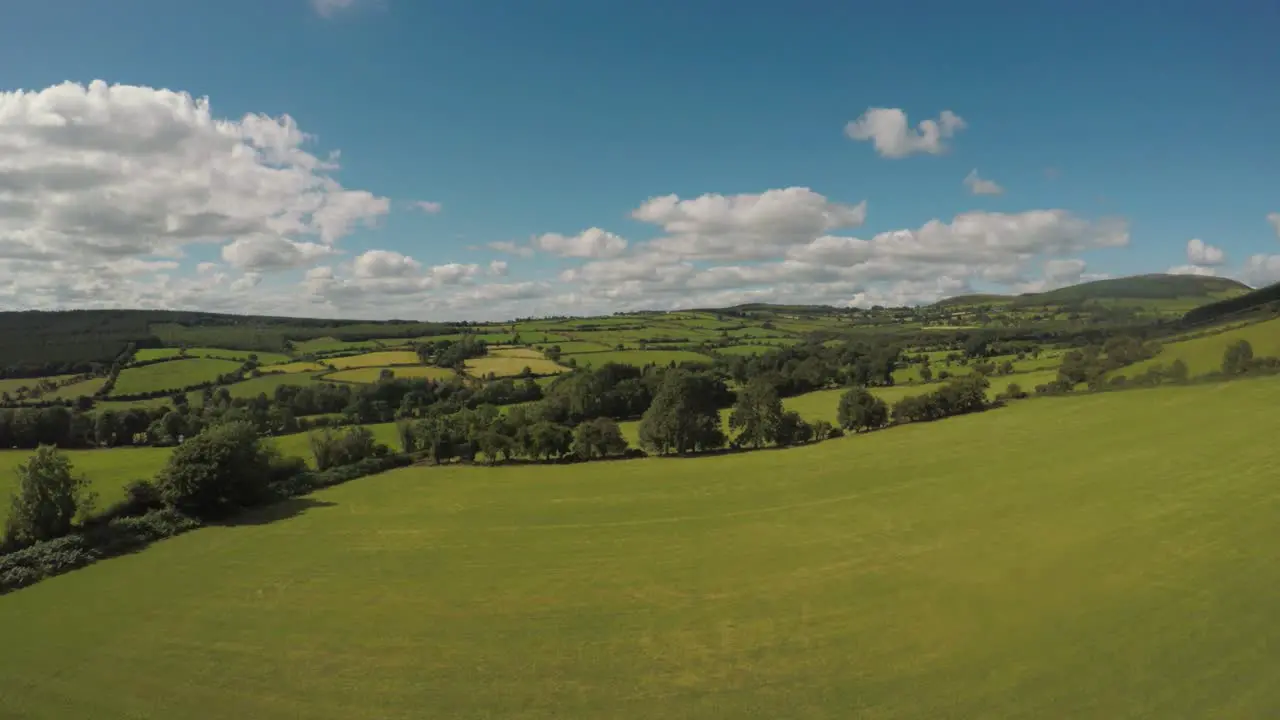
[1182,279,1280,327]
[937,274,1250,309]
[3,377,1280,718]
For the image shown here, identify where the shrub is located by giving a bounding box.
[572,417,629,460]
[4,445,93,547]
[837,388,888,433]
[309,426,385,471]
[155,421,274,519]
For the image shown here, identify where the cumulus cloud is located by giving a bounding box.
[634,187,866,260]
[1268,212,1280,238]
[845,108,966,158]
[229,272,262,292]
[411,200,442,214]
[0,80,388,285]
[311,0,366,17]
[963,169,1004,196]
[487,260,508,277]
[1167,264,1220,277]
[486,240,535,258]
[531,227,628,258]
[1185,238,1225,266]
[353,249,420,278]
[1243,254,1280,287]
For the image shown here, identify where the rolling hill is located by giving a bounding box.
[1182,279,1280,327]
[937,274,1250,309]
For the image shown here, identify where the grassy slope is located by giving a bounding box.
[465,357,567,378]
[3,378,1280,718]
[111,359,244,396]
[1122,315,1280,378]
[0,448,172,521]
[325,351,420,369]
[563,350,712,368]
[325,366,457,383]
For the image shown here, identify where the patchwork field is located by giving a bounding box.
[489,347,546,360]
[4,378,1280,717]
[223,373,323,399]
[563,350,712,368]
[465,357,567,378]
[325,366,457,384]
[111,358,244,396]
[0,375,76,396]
[325,351,421,370]
[272,422,402,466]
[134,348,291,365]
[543,341,612,354]
[263,362,327,374]
[714,344,782,356]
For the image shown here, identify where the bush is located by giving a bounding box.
[837,387,889,433]
[309,426,385,471]
[155,421,274,519]
[4,445,93,547]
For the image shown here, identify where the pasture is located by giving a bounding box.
[1122,315,1280,378]
[543,341,612,354]
[272,422,402,466]
[465,357,567,378]
[325,366,457,384]
[134,348,291,365]
[325,351,421,370]
[563,349,712,368]
[111,358,244,396]
[713,344,781,356]
[0,375,76,396]
[36,377,108,401]
[0,447,172,525]
[264,361,327,374]
[4,377,1280,717]
[222,374,323,399]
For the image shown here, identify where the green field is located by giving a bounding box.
[3,377,1280,717]
[1122,316,1280,378]
[563,350,712,368]
[325,366,457,384]
[325,351,421,370]
[222,373,323,399]
[0,375,76,396]
[0,447,172,524]
[291,337,383,354]
[465,357,567,378]
[264,361,326,374]
[272,422,402,466]
[489,347,546,360]
[714,344,782,356]
[37,376,108,401]
[135,348,291,365]
[111,358,244,396]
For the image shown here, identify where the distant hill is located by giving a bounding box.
[1182,280,1280,326]
[938,274,1251,309]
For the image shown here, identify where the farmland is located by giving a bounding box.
[465,356,567,378]
[563,349,712,368]
[3,377,1280,717]
[325,351,421,370]
[1121,315,1280,378]
[111,358,245,396]
[325,366,457,384]
[0,447,171,524]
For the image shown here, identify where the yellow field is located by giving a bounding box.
[262,362,326,374]
[465,357,568,378]
[325,351,421,369]
[325,366,458,383]
[490,347,546,360]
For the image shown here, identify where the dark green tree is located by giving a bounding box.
[572,417,629,459]
[4,445,92,545]
[638,369,727,455]
[155,422,275,518]
[1222,340,1254,375]
[729,376,783,448]
[837,387,888,433]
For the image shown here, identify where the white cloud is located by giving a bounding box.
[634,187,866,260]
[531,227,628,258]
[1268,212,1280,238]
[1243,254,1280,287]
[486,240,535,258]
[963,169,1004,196]
[487,260,508,277]
[1185,238,1225,266]
[353,249,420,278]
[845,108,966,158]
[428,262,481,285]
[221,236,335,271]
[411,200,442,214]
[229,272,262,292]
[195,262,219,275]
[0,80,388,285]
[1167,264,1220,277]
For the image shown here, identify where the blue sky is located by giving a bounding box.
[0,0,1277,319]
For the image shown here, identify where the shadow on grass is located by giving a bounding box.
[217,497,338,527]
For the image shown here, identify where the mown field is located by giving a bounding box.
[111,358,244,396]
[564,349,712,368]
[325,351,421,370]
[3,377,1279,718]
[325,366,457,384]
[465,357,566,378]
[0,447,172,523]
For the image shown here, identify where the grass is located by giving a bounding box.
[135,348,291,365]
[563,349,712,368]
[465,357,567,378]
[325,351,421,370]
[111,358,244,396]
[1122,316,1280,378]
[713,345,783,356]
[263,362,326,374]
[5,377,1280,717]
[222,374,323,399]
[36,377,108,401]
[325,366,457,384]
[291,337,382,354]
[0,447,172,525]
[489,347,546,360]
[543,341,612,354]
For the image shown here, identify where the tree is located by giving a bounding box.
[1168,358,1189,383]
[638,369,726,455]
[774,411,813,446]
[572,417,629,459]
[156,421,275,518]
[728,377,783,448]
[837,387,888,433]
[4,445,92,545]
[919,365,933,383]
[1222,340,1254,375]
